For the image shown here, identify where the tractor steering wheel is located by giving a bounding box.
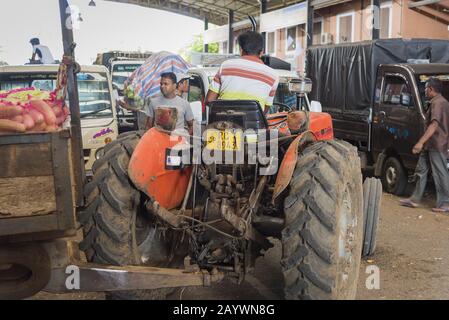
[273,102,292,113]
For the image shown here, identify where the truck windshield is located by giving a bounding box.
[0,72,113,118]
[416,74,449,110]
[112,64,141,89]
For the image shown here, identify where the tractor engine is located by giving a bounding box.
[187,101,277,278]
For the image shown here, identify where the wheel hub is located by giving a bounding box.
[386,167,397,187]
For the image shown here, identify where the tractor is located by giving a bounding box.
[78,71,366,300]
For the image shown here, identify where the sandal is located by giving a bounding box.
[399,199,419,208]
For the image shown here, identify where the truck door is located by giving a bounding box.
[188,73,206,123]
[372,71,423,170]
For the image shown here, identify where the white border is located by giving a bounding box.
[336,11,355,44]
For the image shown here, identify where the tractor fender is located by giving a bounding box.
[272,112,334,202]
[272,131,317,201]
[128,128,192,210]
[308,112,334,141]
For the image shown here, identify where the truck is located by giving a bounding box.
[0,64,118,175]
[306,39,449,195]
[94,51,152,133]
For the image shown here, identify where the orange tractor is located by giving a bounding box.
[78,77,365,300]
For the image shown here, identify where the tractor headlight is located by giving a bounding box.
[288,78,312,94]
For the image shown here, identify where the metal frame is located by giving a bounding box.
[103,0,304,26]
[59,0,85,208]
[409,0,441,8]
[43,240,224,293]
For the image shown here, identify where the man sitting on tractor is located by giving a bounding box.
[205,31,279,113]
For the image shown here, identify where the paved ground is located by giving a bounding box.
[33,192,449,300]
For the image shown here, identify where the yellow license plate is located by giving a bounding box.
[206,130,242,151]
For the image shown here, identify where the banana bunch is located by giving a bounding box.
[123,85,144,110]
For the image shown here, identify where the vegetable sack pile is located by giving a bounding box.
[0,87,69,134]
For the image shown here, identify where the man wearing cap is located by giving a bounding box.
[175,73,190,100]
[29,38,56,64]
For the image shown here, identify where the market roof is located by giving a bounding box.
[104,0,304,26]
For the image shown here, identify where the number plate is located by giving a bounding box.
[206,130,242,151]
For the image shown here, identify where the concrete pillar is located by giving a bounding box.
[228,9,234,54]
[372,0,380,40]
[261,0,267,53]
[204,17,209,53]
[307,1,314,47]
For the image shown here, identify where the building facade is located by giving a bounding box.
[204,0,449,73]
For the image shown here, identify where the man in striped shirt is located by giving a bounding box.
[205,31,279,112]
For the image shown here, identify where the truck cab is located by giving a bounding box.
[110,59,145,132]
[371,63,449,194]
[306,39,449,195]
[0,64,118,175]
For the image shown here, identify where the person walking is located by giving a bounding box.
[399,77,449,213]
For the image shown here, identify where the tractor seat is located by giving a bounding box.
[207,100,268,130]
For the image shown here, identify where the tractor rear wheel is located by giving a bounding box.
[281,140,363,300]
[78,131,175,300]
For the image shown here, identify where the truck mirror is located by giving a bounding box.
[310,100,322,113]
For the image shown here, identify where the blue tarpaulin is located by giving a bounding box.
[125,51,190,99]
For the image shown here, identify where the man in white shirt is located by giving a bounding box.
[30,38,56,65]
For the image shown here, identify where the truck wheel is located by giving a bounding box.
[78,131,174,300]
[0,243,51,300]
[381,157,407,195]
[282,140,364,300]
[362,178,382,257]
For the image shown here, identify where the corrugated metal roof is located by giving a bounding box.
[103,0,304,25]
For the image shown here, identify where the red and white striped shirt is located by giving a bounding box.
[210,56,279,107]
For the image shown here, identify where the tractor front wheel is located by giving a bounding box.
[78,131,175,300]
[281,140,364,300]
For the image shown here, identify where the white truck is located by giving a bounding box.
[0,64,118,175]
[94,51,152,133]
[110,59,145,132]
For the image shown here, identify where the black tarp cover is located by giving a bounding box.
[306,39,449,114]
